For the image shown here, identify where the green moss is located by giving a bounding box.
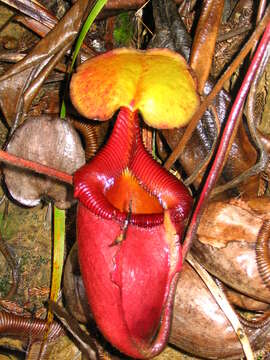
[0,276,9,297]
[113,12,134,46]
[36,255,49,266]
[0,209,22,240]
[19,252,29,272]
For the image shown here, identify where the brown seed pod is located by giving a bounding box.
[170,262,270,359]
[3,115,85,209]
[192,197,270,304]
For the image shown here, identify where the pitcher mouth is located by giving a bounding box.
[73,107,192,228]
[105,168,163,214]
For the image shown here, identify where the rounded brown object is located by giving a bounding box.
[171,263,237,358]
[63,251,270,359]
[4,115,85,209]
[170,262,270,359]
[192,197,270,303]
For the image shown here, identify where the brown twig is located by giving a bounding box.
[217,26,252,42]
[0,50,67,73]
[251,0,268,55]
[187,253,254,360]
[184,104,220,186]
[211,40,270,197]
[105,0,183,9]
[0,231,20,300]
[49,301,98,360]
[0,0,57,29]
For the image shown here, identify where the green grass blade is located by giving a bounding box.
[60,99,66,119]
[71,0,108,70]
[60,0,107,118]
[41,206,65,356]
[48,206,65,322]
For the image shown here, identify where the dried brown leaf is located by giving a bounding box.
[0,0,94,126]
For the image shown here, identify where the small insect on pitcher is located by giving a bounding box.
[70,48,199,359]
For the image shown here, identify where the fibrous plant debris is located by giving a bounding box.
[0,1,270,360]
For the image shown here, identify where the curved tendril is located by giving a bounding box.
[256,219,270,290]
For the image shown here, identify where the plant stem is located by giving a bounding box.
[0,150,73,185]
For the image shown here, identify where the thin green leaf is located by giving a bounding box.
[61,0,108,118]
[60,99,66,119]
[71,0,108,69]
[48,206,65,323]
[40,206,65,358]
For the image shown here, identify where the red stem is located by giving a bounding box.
[182,19,270,260]
[0,150,73,185]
